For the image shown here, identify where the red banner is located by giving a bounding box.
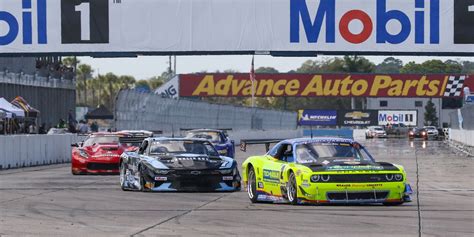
[179,74,473,98]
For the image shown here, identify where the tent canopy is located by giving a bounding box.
[11,96,40,118]
[0,98,24,118]
[85,105,113,120]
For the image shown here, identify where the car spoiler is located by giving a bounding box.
[240,139,284,152]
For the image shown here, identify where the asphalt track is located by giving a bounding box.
[0,139,473,236]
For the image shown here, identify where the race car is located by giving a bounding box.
[185,129,235,158]
[365,126,387,139]
[119,137,241,192]
[408,128,428,140]
[241,137,412,205]
[71,131,153,175]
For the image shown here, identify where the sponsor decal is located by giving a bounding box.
[338,110,378,126]
[298,110,337,126]
[327,165,384,171]
[336,183,383,188]
[154,176,167,181]
[258,182,264,189]
[263,169,280,183]
[180,74,473,98]
[222,176,233,181]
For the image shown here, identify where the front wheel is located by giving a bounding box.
[119,162,129,191]
[247,167,258,203]
[287,172,298,205]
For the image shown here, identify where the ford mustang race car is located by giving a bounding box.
[241,137,412,205]
[185,129,235,158]
[119,137,241,192]
[71,131,152,175]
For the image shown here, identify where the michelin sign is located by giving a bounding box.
[0,0,473,55]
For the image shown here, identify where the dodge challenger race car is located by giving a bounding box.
[241,137,412,205]
[185,129,235,158]
[71,131,153,175]
[119,137,241,192]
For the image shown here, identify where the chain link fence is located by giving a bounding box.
[115,90,296,134]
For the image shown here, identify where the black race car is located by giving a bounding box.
[408,128,428,140]
[119,138,241,192]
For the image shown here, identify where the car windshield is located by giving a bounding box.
[373,127,384,131]
[295,142,374,165]
[185,131,221,143]
[424,126,436,130]
[83,136,119,146]
[149,140,219,156]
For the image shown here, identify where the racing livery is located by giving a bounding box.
[119,138,241,192]
[185,129,235,158]
[241,137,412,205]
[71,131,152,175]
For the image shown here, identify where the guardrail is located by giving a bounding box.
[449,129,474,155]
[0,134,83,169]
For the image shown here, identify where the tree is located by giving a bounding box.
[255,67,279,73]
[424,99,439,126]
[375,57,403,73]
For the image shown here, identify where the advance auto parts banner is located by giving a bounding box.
[338,110,379,126]
[180,74,473,98]
[0,0,473,55]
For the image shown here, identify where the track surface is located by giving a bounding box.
[0,139,473,236]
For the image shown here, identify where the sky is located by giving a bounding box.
[79,55,473,80]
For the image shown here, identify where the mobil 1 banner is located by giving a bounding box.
[298,110,337,126]
[337,110,378,126]
[378,110,417,126]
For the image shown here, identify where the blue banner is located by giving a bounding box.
[298,110,337,126]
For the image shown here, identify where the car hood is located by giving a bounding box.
[147,153,224,170]
[303,161,400,172]
[85,144,124,155]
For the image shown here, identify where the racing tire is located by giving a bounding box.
[287,171,298,205]
[383,202,404,206]
[137,165,146,192]
[247,166,258,203]
[119,162,129,191]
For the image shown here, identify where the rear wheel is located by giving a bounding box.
[247,166,258,203]
[287,172,298,205]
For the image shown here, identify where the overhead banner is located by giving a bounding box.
[180,74,474,98]
[378,110,417,126]
[0,0,473,56]
[298,110,337,126]
[338,110,379,126]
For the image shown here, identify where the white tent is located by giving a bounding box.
[0,98,25,117]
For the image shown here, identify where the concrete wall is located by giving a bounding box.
[0,134,82,169]
[450,129,474,147]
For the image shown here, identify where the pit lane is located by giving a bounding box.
[0,139,473,236]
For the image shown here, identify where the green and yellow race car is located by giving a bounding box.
[241,137,412,205]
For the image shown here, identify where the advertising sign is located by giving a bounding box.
[0,0,472,56]
[378,110,417,126]
[180,74,473,98]
[337,110,378,126]
[154,76,179,99]
[298,110,337,126]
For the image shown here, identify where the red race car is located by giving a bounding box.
[71,131,152,175]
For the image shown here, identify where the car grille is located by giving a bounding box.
[316,174,400,183]
[87,163,118,170]
[327,191,389,201]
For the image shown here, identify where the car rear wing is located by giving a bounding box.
[118,130,154,146]
[240,139,284,152]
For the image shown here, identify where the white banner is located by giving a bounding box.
[0,0,473,55]
[154,76,179,99]
[378,110,418,126]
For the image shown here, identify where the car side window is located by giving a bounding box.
[274,144,294,162]
[138,140,148,155]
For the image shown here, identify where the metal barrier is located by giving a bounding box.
[115,90,297,133]
[0,134,82,170]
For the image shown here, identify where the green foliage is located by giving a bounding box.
[375,57,403,73]
[424,99,439,126]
